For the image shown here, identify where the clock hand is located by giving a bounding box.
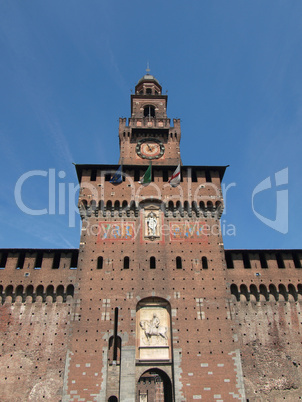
[147,144,152,151]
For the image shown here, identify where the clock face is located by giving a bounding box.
[136,139,165,160]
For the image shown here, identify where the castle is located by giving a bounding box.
[1,73,302,401]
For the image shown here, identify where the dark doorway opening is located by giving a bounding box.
[137,368,172,402]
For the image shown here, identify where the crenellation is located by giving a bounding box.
[225,249,302,273]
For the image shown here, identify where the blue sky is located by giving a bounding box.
[0,0,302,250]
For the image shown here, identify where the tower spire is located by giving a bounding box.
[146,62,150,74]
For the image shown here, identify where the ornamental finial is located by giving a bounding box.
[146,62,150,74]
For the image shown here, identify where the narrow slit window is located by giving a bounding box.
[176,256,182,269]
[202,256,208,269]
[150,256,156,269]
[97,256,103,269]
[124,256,130,269]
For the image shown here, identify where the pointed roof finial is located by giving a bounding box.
[146,62,150,74]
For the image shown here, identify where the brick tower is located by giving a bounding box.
[66,72,246,401]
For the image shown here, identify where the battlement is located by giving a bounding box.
[0,249,78,304]
[225,249,302,270]
[225,249,302,304]
[76,164,225,220]
[76,164,226,184]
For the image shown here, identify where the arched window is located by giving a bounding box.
[288,284,297,301]
[46,285,54,297]
[26,285,34,297]
[36,285,44,301]
[46,285,54,302]
[176,256,182,269]
[278,284,288,301]
[144,105,155,118]
[66,284,74,298]
[5,285,13,297]
[202,256,208,269]
[259,284,269,301]
[16,285,24,298]
[184,201,190,213]
[56,285,64,298]
[250,284,259,302]
[168,201,174,212]
[269,284,278,301]
[91,200,97,212]
[230,284,239,301]
[124,256,130,269]
[150,256,156,269]
[97,256,103,269]
[192,201,198,214]
[99,200,105,214]
[240,284,249,301]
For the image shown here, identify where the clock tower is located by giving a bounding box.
[68,72,245,402]
[119,72,181,166]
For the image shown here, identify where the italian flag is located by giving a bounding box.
[139,163,152,184]
[168,164,181,186]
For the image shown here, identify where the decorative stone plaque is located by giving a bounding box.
[136,301,171,361]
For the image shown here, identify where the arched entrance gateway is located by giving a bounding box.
[108,396,118,402]
[137,368,172,402]
[136,298,173,401]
